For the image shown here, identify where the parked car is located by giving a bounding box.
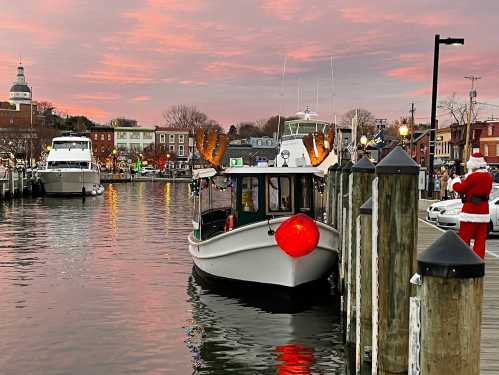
[426,199,461,223]
[436,184,499,234]
[141,166,160,175]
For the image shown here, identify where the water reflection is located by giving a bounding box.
[0,182,343,374]
[187,272,344,374]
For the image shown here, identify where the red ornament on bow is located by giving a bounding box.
[275,214,320,257]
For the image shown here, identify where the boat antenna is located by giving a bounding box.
[315,78,319,114]
[276,55,287,143]
[329,56,334,121]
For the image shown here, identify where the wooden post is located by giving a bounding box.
[357,197,373,374]
[372,146,419,374]
[8,169,14,198]
[346,157,375,349]
[0,180,5,199]
[17,172,23,196]
[328,163,340,228]
[335,164,342,231]
[412,231,484,375]
[340,160,353,306]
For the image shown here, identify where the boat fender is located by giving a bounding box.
[224,214,236,232]
[91,190,97,196]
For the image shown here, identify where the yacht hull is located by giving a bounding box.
[188,217,339,288]
[39,170,101,195]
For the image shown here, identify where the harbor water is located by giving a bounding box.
[0,182,344,374]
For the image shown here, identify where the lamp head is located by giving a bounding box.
[399,124,409,137]
[360,135,368,146]
[440,37,464,46]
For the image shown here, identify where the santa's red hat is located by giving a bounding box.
[467,152,487,170]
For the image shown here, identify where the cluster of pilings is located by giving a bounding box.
[0,169,40,199]
[327,146,485,375]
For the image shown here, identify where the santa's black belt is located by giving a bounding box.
[462,195,489,204]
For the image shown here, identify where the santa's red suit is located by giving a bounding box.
[452,153,493,259]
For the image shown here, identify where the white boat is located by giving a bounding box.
[38,136,103,195]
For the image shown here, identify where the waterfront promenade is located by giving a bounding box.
[418,218,499,373]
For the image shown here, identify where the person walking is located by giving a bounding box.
[440,170,449,200]
[452,153,493,259]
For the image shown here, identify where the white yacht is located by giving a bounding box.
[38,136,103,195]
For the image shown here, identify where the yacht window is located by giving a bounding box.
[299,176,312,211]
[241,177,259,212]
[268,176,292,213]
[52,141,89,150]
[48,161,89,169]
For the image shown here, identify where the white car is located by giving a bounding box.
[140,166,159,175]
[436,185,499,233]
[426,199,461,223]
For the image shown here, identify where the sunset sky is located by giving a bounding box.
[1,0,499,128]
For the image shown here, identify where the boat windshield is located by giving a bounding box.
[48,161,89,169]
[281,121,329,139]
[52,141,89,150]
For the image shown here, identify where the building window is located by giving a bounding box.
[160,134,166,143]
[143,132,153,139]
[178,145,184,156]
[118,132,127,139]
[169,134,175,143]
[101,147,105,153]
[178,134,185,143]
[484,144,489,156]
[101,134,105,141]
[169,145,175,153]
[496,144,499,156]
[107,134,111,141]
[130,132,140,139]
[117,143,127,149]
[489,126,493,136]
[94,134,98,140]
[258,140,263,146]
[131,143,141,151]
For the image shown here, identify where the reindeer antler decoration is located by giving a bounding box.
[195,127,229,170]
[303,127,335,167]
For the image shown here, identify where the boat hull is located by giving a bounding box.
[188,217,339,288]
[39,170,101,195]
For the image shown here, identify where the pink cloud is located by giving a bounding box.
[387,64,430,82]
[77,93,121,101]
[77,54,156,84]
[131,96,151,101]
[287,44,328,61]
[56,103,109,122]
[261,0,321,22]
[179,80,207,86]
[340,7,453,27]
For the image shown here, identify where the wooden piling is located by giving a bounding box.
[339,160,352,304]
[8,169,14,198]
[328,163,339,228]
[413,231,484,375]
[346,157,375,348]
[372,146,419,374]
[356,197,373,374]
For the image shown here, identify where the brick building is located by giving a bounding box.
[479,121,499,166]
[90,126,114,164]
[155,127,193,170]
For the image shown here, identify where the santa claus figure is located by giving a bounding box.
[452,152,493,259]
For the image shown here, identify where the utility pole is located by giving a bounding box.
[409,102,416,157]
[464,76,481,172]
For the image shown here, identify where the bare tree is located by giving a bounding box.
[340,108,376,138]
[438,93,479,125]
[162,105,211,130]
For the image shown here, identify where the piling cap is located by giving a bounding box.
[341,160,353,172]
[417,231,484,279]
[329,163,339,172]
[375,146,419,175]
[352,156,375,173]
[359,197,372,215]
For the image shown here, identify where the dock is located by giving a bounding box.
[0,169,34,199]
[418,219,499,373]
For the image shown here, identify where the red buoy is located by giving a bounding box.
[275,214,320,257]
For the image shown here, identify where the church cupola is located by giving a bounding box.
[9,61,32,105]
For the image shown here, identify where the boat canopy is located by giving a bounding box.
[192,168,217,179]
[224,166,324,177]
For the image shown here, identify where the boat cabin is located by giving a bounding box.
[192,167,326,240]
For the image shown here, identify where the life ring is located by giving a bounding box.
[224,214,236,232]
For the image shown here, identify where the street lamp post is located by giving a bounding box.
[428,34,464,198]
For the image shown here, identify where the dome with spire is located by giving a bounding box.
[9,62,32,105]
